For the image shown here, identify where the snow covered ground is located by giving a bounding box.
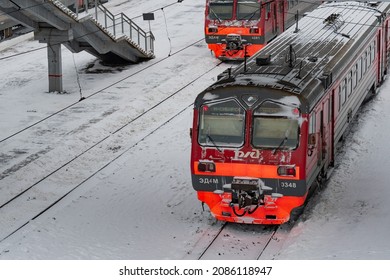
[0,0,390,264]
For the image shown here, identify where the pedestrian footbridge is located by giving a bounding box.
[0,0,155,92]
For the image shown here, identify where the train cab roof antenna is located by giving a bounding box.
[294,10,300,33]
[296,60,303,79]
[285,44,296,68]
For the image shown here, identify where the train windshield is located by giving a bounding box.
[252,101,299,149]
[198,99,245,147]
[209,0,234,20]
[237,0,260,20]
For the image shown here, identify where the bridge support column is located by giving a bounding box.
[35,27,73,93]
[47,42,63,93]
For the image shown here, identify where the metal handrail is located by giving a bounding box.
[70,0,154,55]
[94,1,154,54]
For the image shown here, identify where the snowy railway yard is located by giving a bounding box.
[1,0,390,261]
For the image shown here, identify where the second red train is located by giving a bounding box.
[205,0,321,60]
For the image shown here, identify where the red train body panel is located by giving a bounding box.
[192,1,390,224]
[204,0,321,60]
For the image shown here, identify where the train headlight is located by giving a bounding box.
[249,27,259,34]
[277,165,296,177]
[198,161,216,172]
[208,26,218,33]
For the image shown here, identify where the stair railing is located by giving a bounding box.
[70,0,154,55]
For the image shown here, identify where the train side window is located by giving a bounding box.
[368,46,372,67]
[338,85,341,112]
[363,51,368,74]
[358,58,362,81]
[279,2,283,13]
[347,72,352,96]
[362,52,367,74]
[371,41,376,63]
[265,3,271,20]
[352,65,357,89]
[309,112,316,142]
[341,79,347,105]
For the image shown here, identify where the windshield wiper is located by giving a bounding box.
[273,136,288,155]
[207,134,223,153]
[237,5,260,21]
[210,8,222,23]
[242,9,260,21]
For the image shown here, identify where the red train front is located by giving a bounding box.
[204,0,320,60]
[191,86,309,224]
[195,1,390,225]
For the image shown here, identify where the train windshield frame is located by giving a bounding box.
[209,0,234,20]
[252,101,300,149]
[237,0,261,20]
[198,99,245,148]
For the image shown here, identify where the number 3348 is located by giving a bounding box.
[280,182,297,188]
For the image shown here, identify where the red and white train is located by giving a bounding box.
[204,0,321,60]
[191,1,390,224]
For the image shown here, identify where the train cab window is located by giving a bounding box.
[252,101,299,149]
[198,99,245,147]
[208,0,234,20]
[237,0,260,20]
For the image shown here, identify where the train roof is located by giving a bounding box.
[202,1,390,111]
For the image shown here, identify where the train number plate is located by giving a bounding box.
[280,181,297,188]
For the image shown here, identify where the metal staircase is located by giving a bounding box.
[0,0,155,92]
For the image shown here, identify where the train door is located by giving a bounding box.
[322,98,332,170]
[314,97,330,171]
[272,1,278,34]
[386,20,389,75]
[329,92,335,166]
[377,30,382,84]
[318,110,324,167]
[277,0,285,33]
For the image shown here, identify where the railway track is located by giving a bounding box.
[183,221,289,260]
[0,45,226,244]
[198,223,279,260]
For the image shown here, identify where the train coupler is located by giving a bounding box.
[226,177,282,215]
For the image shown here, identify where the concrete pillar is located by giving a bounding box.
[47,42,63,93]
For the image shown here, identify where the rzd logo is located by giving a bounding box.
[234,150,261,160]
